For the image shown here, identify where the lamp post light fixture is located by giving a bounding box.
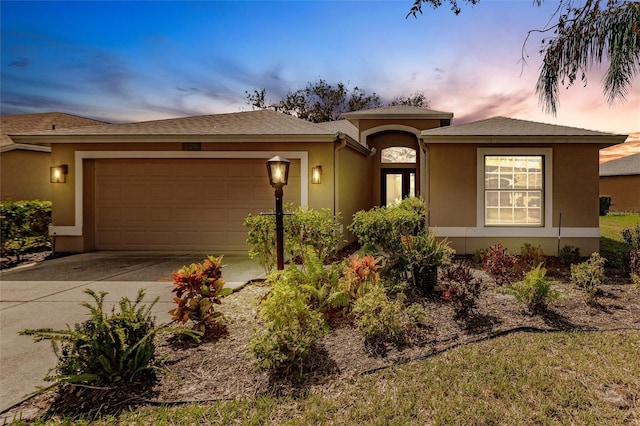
[266,156,291,271]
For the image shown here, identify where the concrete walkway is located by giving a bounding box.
[0,252,264,415]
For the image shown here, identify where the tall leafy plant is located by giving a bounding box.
[20,289,199,385]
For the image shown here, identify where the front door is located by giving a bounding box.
[381,168,416,206]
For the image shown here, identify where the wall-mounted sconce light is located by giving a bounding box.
[50,165,68,183]
[311,166,322,184]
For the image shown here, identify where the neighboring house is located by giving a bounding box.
[9,106,625,255]
[599,153,640,212]
[1,112,108,200]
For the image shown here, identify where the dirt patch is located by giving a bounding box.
[3,264,639,422]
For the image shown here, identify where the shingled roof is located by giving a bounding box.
[421,116,624,137]
[600,153,640,176]
[10,110,338,140]
[1,112,108,148]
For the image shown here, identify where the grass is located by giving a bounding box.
[600,212,640,242]
[599,213,640,269]
[12,330,640,425]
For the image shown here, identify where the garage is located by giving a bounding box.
[94,158,301,251]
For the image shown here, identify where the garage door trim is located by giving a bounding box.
[50,150,309,237]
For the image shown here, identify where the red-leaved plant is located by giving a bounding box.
[169,255,232,332]
[437,263,484,320]
[481,243,522,286]
[342,254,381,301]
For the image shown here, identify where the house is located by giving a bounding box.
[1,112,108,200]
[9,106,625,255]
[420,117,626,255]
[599,153,640,212]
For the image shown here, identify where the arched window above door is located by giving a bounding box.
[381,147,416,163]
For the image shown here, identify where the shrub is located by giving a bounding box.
[599,195,611,216]
[244,205,343,274]
[20,289,199,385]
[0,200,52,259]
[481,243,521,286]
[630,249,640,288]
[169,255,232,333]
[351,285,428,345]
[570,252,606,303]
[621,223,640,248]
[350,198,453,284]
[501,264,559,313]
[401,232,454,291]
[437,263,484,319]
[559,245,581,266]
[519,243,545,268]
[249,270,328,374]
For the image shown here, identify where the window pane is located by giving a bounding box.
[381,147,416,163]
[484,155,543,226]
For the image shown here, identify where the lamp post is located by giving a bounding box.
[266,156,290,271]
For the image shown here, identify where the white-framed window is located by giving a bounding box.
[478,148,552,228]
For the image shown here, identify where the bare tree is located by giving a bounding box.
[247,80,430,122]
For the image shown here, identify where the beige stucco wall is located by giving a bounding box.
[1,150,52,201]
[49,141,341,252]
[552,144,600,227]
[428,144,477,227]
[336,144,373,244]
[357,118,444,133]
[600,175,640,212]
[427,142,601,255]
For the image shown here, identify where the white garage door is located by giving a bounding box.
[94,158,301,251]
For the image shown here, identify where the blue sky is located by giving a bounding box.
[2,0,638,136]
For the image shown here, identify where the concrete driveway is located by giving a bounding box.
[0,252,264,416]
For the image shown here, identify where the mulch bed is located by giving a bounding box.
[2,261,639,422]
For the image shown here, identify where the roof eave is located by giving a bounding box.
[9,134,338,144]
[0,143,52,153]
[421,135,627,146]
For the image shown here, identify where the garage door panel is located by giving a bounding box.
[95,158,301,251]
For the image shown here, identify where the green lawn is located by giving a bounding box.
[15,330,640,425]
[599,213,640,268]
[600,213,640,242]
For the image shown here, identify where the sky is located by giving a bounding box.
[1,0,639,142]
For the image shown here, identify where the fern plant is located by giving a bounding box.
[20,289,200,385]
[501,263,559,313]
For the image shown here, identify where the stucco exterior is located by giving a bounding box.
[0,149,51,200]
[10,108,624,256]
[600,175,640,212]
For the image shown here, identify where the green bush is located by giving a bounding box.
[0,200,52,259]
[628,249,640,288]
[501,264,559,313]
[350,197,452,284]
[570,252,606,304]
[599,195,612,216]
[559,245,581,265]
[352,285,428,345]
[249,270,329,375]
[621,223,640,248]
[20,289,199,385]
[519,243,545,268]
[244,205,342,274]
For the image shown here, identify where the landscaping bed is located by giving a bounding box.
[5,262,639,422]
